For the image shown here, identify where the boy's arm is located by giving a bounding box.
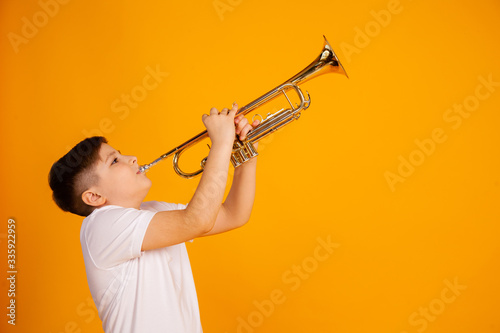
[200,147,258,237]
[201,110,261,237]
[142,106,237,251]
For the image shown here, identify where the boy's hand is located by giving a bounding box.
[202,103,238,146]
[235,113,261,141]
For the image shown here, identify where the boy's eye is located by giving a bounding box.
[111,157,118,165]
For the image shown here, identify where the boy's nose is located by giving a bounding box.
[128,155,137,165]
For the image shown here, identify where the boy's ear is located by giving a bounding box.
[82,189,106,207]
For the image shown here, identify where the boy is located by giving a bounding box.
[48,103,260,332]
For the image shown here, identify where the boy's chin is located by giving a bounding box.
[141,179,153,193]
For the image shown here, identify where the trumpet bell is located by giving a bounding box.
[285,35,348,87]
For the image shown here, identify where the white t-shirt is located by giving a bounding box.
[80,200,202,333]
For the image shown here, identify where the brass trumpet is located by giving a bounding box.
[138,35,348,178]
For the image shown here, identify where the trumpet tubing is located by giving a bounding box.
[138,35,348,178]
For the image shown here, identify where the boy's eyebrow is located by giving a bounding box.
[105,150,122,164]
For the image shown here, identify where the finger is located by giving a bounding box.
[235,114,244,124]
[236,117,248,134]
[210,107,219,115]
[239,124,253,141]
[220,107,229,115]
[252,119,260,126]
[229,102,238,116]
[239,124,254,141]
[202,114,208,121]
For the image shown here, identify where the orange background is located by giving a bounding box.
[1,0,500,332]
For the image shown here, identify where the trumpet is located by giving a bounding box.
[138,35,348,178]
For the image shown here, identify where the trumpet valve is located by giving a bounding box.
[231,140,259,168]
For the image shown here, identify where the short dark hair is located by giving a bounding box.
[48,136,108,217]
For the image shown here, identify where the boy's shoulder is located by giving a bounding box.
[140,200,187,212]
[81,201,188,232]
[85,201,187,218]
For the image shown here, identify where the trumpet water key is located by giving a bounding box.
[138,35,348,178]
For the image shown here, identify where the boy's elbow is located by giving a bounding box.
[195,217,216,234]
[185,209,216,234]
[225,207,252,229]
[238,215,252,228]
[201,217,217,233]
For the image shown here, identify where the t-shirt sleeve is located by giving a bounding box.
[83,207,156,269]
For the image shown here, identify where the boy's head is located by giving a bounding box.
[49,136,152,217]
